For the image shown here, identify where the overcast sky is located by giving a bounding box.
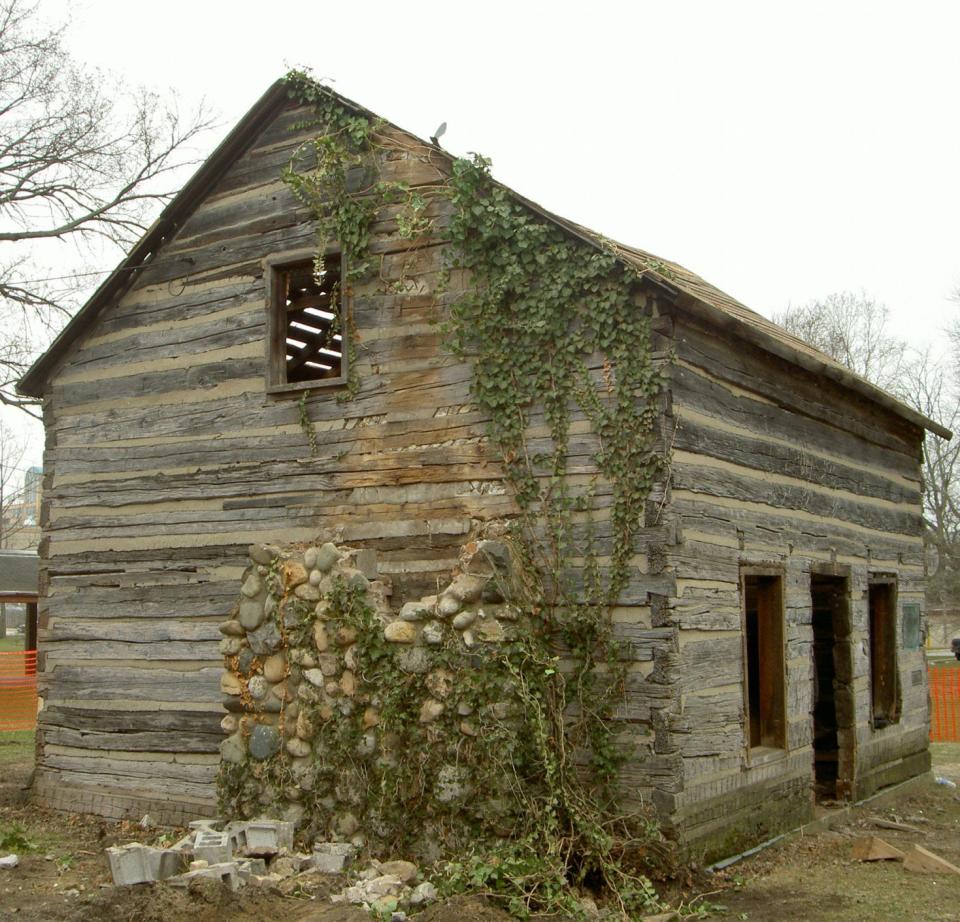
[10,0,960,468]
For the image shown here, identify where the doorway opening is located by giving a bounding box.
[742,572,786,750]
[810,573,855,802]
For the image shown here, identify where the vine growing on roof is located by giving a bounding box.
[278,68,670,919]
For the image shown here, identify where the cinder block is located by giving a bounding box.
[167,862,242,891]
[307,842,357,874]
[236,857,268,880]
[106,843,186,886]
[228,820,294,856]
[194,830,232,865]
[189,819,224,833]
[170,834,196,854]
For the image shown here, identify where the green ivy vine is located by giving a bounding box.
[276,70,669,919]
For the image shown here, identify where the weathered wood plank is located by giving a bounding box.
[44,620,222,642]
[43,725,221,753]
[673,413,921,505]
[671,362,920,479]
[674,318,921,456]
[671,461,922,537]
[42,666,221,703]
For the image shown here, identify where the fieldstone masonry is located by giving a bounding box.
[217,533,531,857]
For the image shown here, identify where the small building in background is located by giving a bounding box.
[0,549,39,649]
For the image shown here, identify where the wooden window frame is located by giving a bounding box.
[740,565,788,756]
[264,248,349,395]
[868,575,901,730]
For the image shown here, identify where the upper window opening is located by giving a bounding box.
[266,252,346,392]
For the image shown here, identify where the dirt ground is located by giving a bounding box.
[693,743,960,922]
[1,735,959,921]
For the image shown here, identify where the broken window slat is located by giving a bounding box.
[269,253,345,386]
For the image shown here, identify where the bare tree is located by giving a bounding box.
[773,290,908,396]
[904,348,960,604]
[0,419,29,548]
[0,0,214,414]
[775,289,960,605]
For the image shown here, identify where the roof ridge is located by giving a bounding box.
[16,78,951,440]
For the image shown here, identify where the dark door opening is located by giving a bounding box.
[743,572,786,750]
[811,574,855,802]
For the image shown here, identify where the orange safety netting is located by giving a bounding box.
[0,650,37,731]
[929,665,960,742]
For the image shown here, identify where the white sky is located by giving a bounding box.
[8,0,960,469]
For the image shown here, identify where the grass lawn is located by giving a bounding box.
[0,634,25,652]
[0,729,33,766]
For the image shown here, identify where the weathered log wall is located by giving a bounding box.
[32,100,677,823]
[661,312,929,859]
[31,93,931,856]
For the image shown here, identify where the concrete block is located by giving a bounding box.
[167,862,243,891]
[170,834,195,854]
[188,818,224,833]
[106,843,186,886]
[306,841,356,874]
[314,842,356,858]
[229,820,294,856]
[307,853,351,874]
[194,830,233,865]
[236,857,268,881]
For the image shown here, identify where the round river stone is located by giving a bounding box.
[249,723,281,761]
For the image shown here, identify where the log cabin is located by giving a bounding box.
[16,78,950,860]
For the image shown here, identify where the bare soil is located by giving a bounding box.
[2,734,960,921]
[692,744,960,922]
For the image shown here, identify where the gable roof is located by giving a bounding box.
[16,80,951,441]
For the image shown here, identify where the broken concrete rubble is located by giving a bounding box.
[103,816,438,913]
[106,843,187,886]
[304,841,357,874]
[167,861,243,892]
[227,819,294,856]
[193,830,233,865]
[107,821,288,887]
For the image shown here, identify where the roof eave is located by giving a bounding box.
[673,290,953,441]
[17,80,293,398]
[18,77,950,446]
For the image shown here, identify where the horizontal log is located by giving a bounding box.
[43,639,219,661]
[62,309,264,377]
[671,462,922,537]
[44,620,222,643]
[671,363,921,482]
[674,411,920,505]
[43,704,221,734]
[43,725,221,753]
[42,665,221,703]
[35,762,216,801]
[674,317,921,457]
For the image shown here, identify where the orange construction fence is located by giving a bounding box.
[0,650,37,731]
[929,665,960,742]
